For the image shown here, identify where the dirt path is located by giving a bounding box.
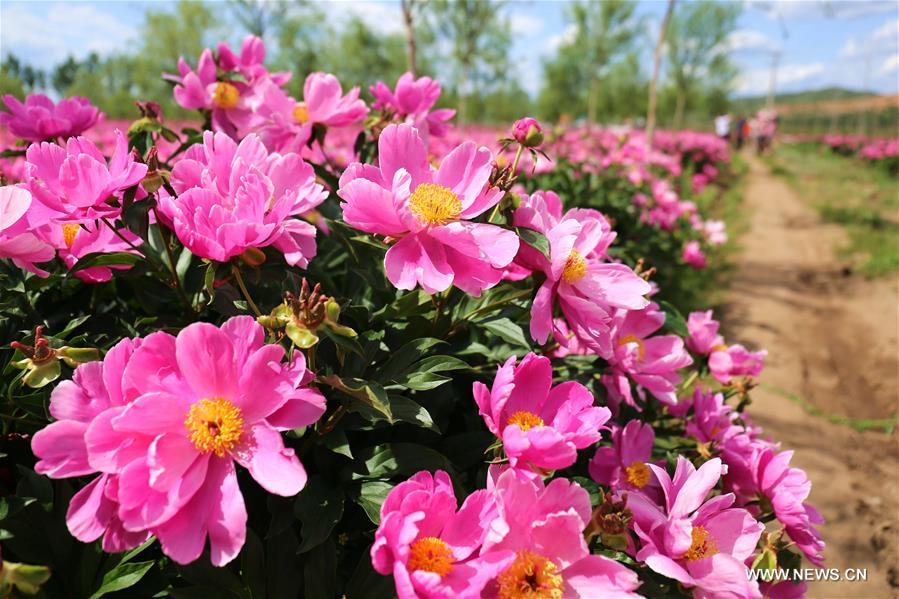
[721,153,899,598]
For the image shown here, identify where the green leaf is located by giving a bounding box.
[347,443,456,481]
[658,300,689,337]
[517,227,550,260]
[354,481,394,524]
[318,375,393,421]
[321,429,353,458]
[294,477,345,553]
[380,338,446,380]
[203,261,217,305]
[69,251,141,274]
[393,355,469,391]
[479,317,530,348]
[88,561,154,599]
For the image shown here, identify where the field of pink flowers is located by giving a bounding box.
[0,36,821,598]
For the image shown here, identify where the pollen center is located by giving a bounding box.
[625,461,651,488]
[213,82,240,109]
[407,537,454,577]
[62,223,80,248]
[292,104,309,123]
[683,525,718,562]
[185,397,244,457]
[497,550,563,599]
[561,250,587,284]
[506,410,545,432]
[409,183,462,226]
[617,334,646,361]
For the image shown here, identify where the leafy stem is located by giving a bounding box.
[231,262,262,317]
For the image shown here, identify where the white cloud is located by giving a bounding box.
[841,16,899,57]
[735,62,825,95]
[727,28,776,52]
[750,0,897,21]
[1,2,137,67]
[508,12,543,37]
[544,24,576,54]
[879,53,899,76]
[323,0,404,35]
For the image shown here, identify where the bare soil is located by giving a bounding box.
[720,153,899,598]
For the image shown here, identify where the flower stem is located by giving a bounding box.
[231,263,262,317]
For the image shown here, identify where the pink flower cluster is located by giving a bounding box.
[1,94,102,143]
[31,316,326,565]
[686,310,766,384]
[372,469,641,598]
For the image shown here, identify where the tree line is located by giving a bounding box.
[0,0,740,128]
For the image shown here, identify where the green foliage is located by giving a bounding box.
[665,0,740,128]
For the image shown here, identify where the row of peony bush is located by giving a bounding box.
[784,133,899,176]
[0,35,819,598]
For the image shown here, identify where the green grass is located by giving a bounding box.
[762,384,898,434]
[768,144,899,277]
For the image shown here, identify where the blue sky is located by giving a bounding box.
[1,0,897,98]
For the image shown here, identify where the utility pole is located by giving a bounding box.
[646,0,676,150]
[766,49,780,111]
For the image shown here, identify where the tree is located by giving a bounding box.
[665,0,740,128]
[427,0,511,126]
[538,0,639,125]
[646,0,676,148]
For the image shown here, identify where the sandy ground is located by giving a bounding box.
[720,153,899,598]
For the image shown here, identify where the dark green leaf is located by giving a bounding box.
[88,560,154,599]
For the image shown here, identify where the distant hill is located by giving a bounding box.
[730,88,877,112]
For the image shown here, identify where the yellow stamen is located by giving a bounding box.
[497,550,563,599]
[617,334,646,361]
[292,104,309,124]
[683,525,718,562]
[561,250,587,284]
[506,411,545,432]
[185,398,244,457]
[212,82,240,109]
[711,344,728,353]
[62,223,80,248]
[409,183,462,226]
[407,537,454,577]
[625,461,651,488]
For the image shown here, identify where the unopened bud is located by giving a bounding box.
[512,117,544,148]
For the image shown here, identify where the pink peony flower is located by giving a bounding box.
[35,317,326,566]
[749,448,825,566]
[31,338,151,553]
[168,36,287,139]
[513,190,651,356]
[686,310,723,355]
[0,186,54,275]
[33,219,142,283]
[708,345,766,384]
[473,352,611,471]
[371,470,513,599]
[629,457,764,599]
[589,421,662,499]
[297,72,367,128]
[338,123,518,295]
[480,469,642,598]
[601,303,693,410]
[158,130,326,266]
[370,72,455,140]
[24,130,147,220]
[682,240,707,269]
[0,94,102,142]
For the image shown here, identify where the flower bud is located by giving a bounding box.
[512,117,544,148]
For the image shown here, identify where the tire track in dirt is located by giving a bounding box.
[720,153,899,598]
